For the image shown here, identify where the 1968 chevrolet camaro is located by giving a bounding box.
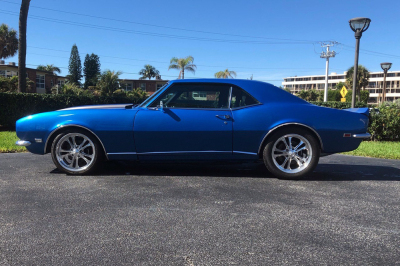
[16,79,370,179]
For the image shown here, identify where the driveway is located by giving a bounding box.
[0,154,399,265]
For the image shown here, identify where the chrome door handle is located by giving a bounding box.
[216,115,230,119]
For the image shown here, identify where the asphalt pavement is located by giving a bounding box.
[0,153,399,265]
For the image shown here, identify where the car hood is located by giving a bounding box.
[58,104,134,111]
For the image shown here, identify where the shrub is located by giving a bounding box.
[345,90,369,104]
[297,89,369,104]
[309,101,368,109]
[368,104,400,141]
[0,76,34,93]
[297,89,323,101]
[327,89,341,101]
[0,92,148,128]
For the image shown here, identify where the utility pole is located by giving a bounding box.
[320,42,337,102]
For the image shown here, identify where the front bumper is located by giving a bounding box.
[352,133,371,139]
[16,140,31,146]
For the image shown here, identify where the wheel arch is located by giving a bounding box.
[257,123,324,158]
[44,125,108,159]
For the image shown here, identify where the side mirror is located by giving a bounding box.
[157,101,164,111]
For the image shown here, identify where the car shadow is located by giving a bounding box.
[50,161,400,181]
[305,163,400,181]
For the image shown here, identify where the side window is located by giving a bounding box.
[230,86,259,108]
[149,83,230,109]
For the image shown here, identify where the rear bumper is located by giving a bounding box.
[352,133,371,139]
[16,140,31,146]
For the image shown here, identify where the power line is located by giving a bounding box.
[3,1,399,61]
[0,0,320,43]
[0,9,316,45]
[338,43,400,59]
[27,46,331,71]
[26,63,284,81]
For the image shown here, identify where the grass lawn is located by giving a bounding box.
[0,131,27,153]
[343,141,400,160]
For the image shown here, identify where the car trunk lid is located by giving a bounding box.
[343,107,370,117]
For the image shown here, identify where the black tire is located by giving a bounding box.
[263,127,320,180]
[51,129,102,175]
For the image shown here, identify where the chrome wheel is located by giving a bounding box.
[55,133,96,172]
[271,134,312,174]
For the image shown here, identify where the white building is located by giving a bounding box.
[282,71,400,103]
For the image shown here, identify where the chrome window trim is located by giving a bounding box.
[147,107,231,111]
[257,123,324,155]
[148,82,232,110]
[44,124,109,160]
[228,86,232,109]
[230,103,263,110]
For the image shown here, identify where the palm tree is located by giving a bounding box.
[37,64,61,75]
[214,69,237,79]
[139,64,160,80]
[18,0,31,93]
[0,24,18,59]
[97,70,122,96]
[345,65,370,102]
[168,56,196,79]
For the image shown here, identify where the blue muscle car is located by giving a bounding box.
[15,79,370,179]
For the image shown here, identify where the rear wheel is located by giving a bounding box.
[263,128,320,179]
[51,129,101,175]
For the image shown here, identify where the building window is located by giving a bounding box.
[156,83,164,90]
[3,70,17,77]
[140,83,146,91]
[36,75,45,89]
[121,83,132,91]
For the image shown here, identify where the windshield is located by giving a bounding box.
[139,82,170,107]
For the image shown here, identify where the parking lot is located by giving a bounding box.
[0,153,399,265]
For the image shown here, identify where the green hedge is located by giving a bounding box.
[309,101,369,109]
[0,92,146,128]
[369,105,400,141]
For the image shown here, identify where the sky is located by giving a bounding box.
[1,0,400,86]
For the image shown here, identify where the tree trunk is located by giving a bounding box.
[182,69,184,79]
[18,0,31,93]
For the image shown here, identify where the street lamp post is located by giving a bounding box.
[349,17,371,108]
[380,62,392,103]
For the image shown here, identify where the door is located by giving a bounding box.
[134,83,233,160]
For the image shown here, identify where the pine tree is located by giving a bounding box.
[83,53,101,89]
[68,44,82,86]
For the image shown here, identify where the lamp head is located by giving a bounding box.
[381,62,392,71]
[349,17,371,32]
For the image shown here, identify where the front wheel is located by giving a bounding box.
[51,129,101,175]
[263,128,320,179]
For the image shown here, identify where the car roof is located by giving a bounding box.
[169,79,307,104]
[170,78,268,86]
